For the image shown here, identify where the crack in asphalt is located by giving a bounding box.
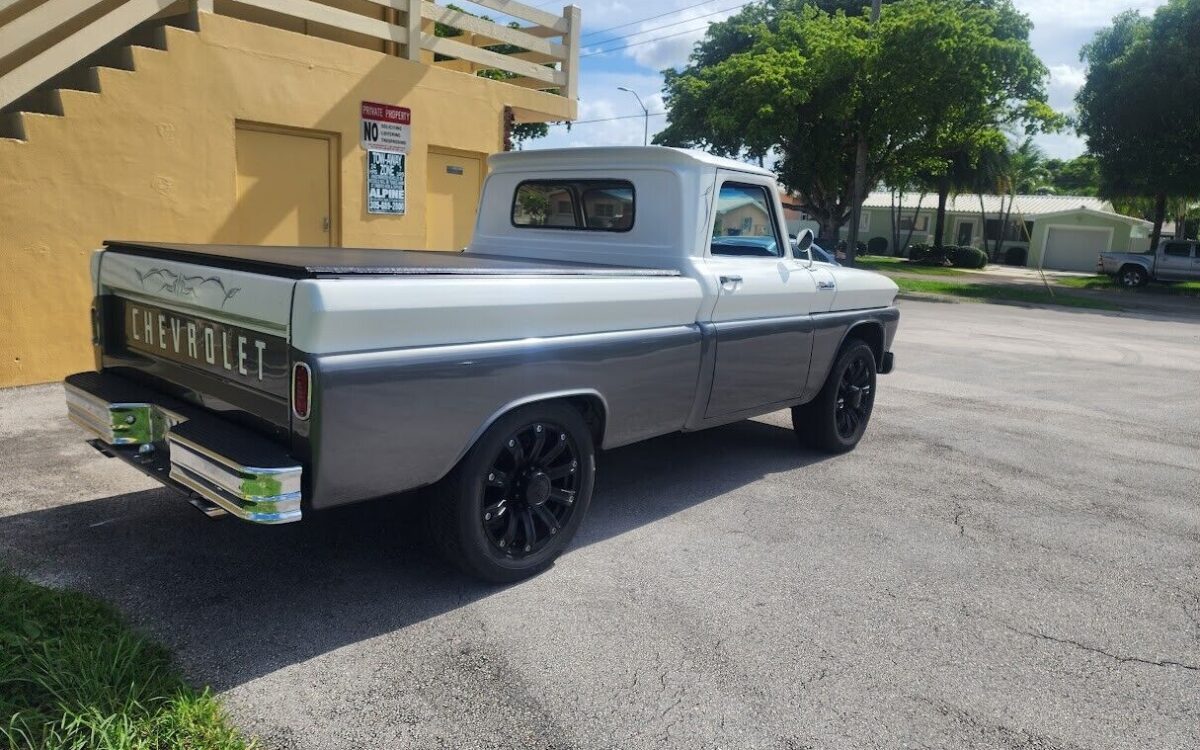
[1005,626,1200,672]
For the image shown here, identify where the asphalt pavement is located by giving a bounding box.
[1,299,1198,750]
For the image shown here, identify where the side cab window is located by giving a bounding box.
[709,182,783,258]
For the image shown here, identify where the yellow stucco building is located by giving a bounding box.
[0,0,579,387]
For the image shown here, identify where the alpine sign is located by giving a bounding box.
[360,101,411,154]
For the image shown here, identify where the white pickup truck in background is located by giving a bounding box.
[65,147,899,582]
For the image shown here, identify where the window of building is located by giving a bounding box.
[898,214,929,232]
[512,180,635,231]
[711,183,781,257]
[984,219,1034,242]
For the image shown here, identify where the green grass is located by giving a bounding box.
[0,573,254,750]
[893,277,1121,311]
[1055,274,1200,297]
[854,256,970,276]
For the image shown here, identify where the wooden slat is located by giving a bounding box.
[422,32,564,85]
[419,5,564,59]
[0,0,177,110]
[461,0,567,34]
[502,75,558,91]
[0,0,110,60]
[230,0,405,43]
[401,0,419,61]
[562,4,578,100]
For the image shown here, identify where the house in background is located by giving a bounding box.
[836,192,1152,272]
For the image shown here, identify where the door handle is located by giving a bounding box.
[719,274,742,286]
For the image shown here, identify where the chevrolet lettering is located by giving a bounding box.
[65,147,900,583]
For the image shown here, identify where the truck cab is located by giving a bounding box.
[1099,239,1200,286]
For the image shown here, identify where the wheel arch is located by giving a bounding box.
[840,320,885,367]
[450,389,609,471]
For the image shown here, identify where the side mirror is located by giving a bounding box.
[793,229,814,262]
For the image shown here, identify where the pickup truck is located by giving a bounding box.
[64,147,899,582]
[1098,239,1200,287]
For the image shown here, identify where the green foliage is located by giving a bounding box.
[1043,155,1100,196]
[949,245,988,269]
[1076,0,1200,200]
[656,0,1057,236]
[906,243,948,265]
[893,277,1120,310]
[0,573,252,750]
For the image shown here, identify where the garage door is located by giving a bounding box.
[1042,227,1110,272]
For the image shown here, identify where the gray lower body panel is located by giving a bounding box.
[302,325,703,510]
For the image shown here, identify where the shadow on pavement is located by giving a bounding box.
[0,417,826,691]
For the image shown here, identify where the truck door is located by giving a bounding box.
[1158,240,1194,280]
[703,175,817,418]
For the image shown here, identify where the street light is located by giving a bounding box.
[617,86,649,146]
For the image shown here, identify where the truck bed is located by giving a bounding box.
[104,241,679,279]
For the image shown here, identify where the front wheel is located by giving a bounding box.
[1118,265,1149,288]
[792,340,877,454]
[427,402,596,583]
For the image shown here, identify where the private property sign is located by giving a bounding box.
[360,101,411,153]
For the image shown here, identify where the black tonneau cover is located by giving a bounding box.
[103,241,678,279]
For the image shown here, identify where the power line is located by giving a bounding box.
[585,2,748,48]
[555,112,668,125]
[581,23,714,57]
[581,0,735,39]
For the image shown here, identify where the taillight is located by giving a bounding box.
[292,362,312,420]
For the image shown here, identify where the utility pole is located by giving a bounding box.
[618,86,649,146]
[846,0,882,267]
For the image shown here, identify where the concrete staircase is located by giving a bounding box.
[0,10,196,141]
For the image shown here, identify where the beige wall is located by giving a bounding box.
[0,13,573,387]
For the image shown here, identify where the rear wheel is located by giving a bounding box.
[792,340,877,454]
[428,402,595,583]
[1118,265,1149,288]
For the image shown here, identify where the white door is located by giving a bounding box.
[704,176,817,417]
[1043,226,1111,272]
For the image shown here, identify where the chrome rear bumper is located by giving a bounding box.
[64,372,303,524]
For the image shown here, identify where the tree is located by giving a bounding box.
[1076,0,1200,249]
[656,0,1056,252]
[1042,155,1100,196]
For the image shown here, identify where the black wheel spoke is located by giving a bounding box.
[541,433,568,465]
[545,461,576,481]
[506,436,525,466]
[499,513,517,549]
[548,488,575,506]
[531,504,559,534]
[520,509,537,552]
[529,426,546,463]
[483,499,507,522]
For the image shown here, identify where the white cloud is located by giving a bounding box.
[1012,0,1165,30]
[624,3,741,70]
[523,71,668,149]
[1047,63,1086,110]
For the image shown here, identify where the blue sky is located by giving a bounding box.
[503,0,1167,159]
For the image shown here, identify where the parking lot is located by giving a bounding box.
[1,298,1198,750]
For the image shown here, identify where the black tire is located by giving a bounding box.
[792,340,877,454]
[1118,265,1149,288]
[427,402,595,584]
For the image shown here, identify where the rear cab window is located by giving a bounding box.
[512,180,635,231]
[710,182,782,258]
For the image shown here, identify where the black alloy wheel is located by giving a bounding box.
[481,422,582,558]
[835,352,874,441]
[792,339,877,454]
[428,402,595,583]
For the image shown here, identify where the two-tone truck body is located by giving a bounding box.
[66,147,899,581]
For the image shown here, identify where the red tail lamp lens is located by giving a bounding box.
[292,362,311,420]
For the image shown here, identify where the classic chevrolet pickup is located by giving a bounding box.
[65,147,899,582]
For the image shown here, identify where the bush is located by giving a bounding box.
[867,236,889,256]
[835,239,867,257]
[949,245,988,269]
[907,243,949,266]
[1004,246,1028,266]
